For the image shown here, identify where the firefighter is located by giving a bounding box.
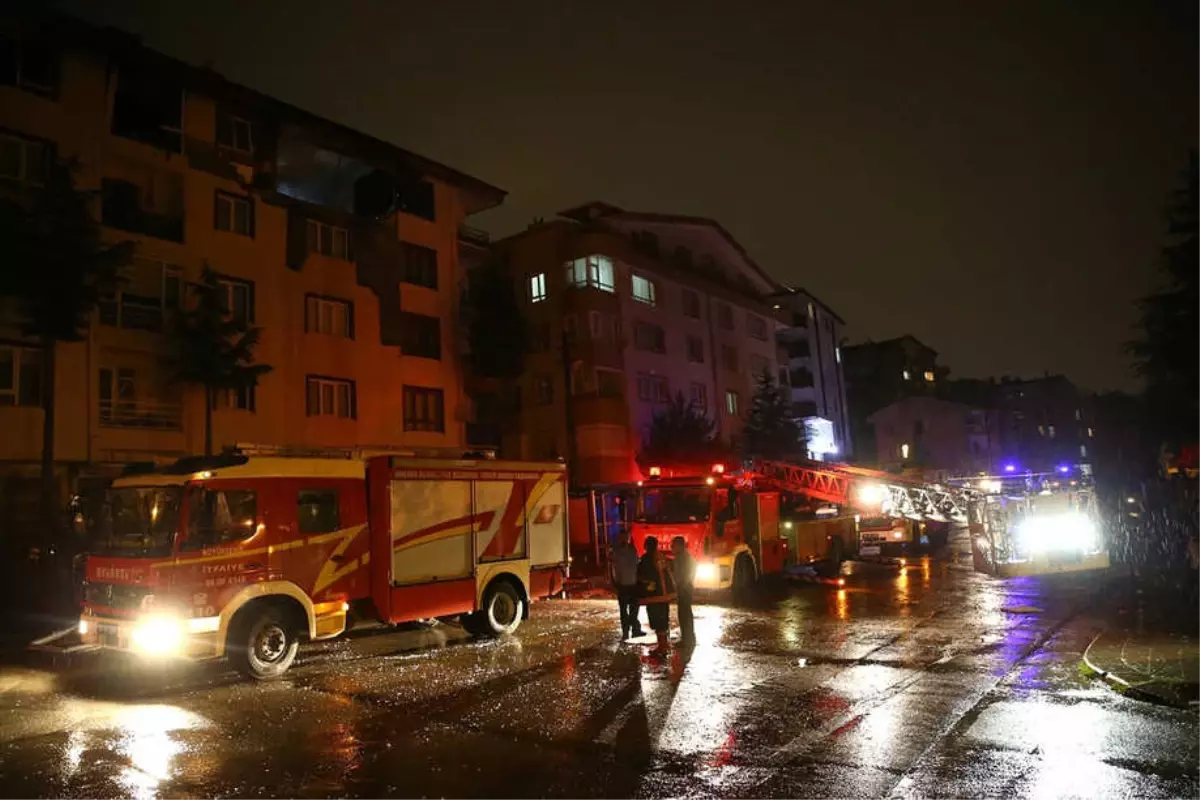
[671,535,696,647]
[611,530,645,640]
[637,536,676,654]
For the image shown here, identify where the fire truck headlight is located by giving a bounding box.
[131,614,184,657]
[695,562,717,584]
[857,484,886,507]
[783,520,794,530]
[78,618,89,636]
[1017,512,1095,554]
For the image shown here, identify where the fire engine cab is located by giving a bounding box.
[70,445,569,679]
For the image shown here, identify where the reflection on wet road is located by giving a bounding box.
[0,556,1195,798]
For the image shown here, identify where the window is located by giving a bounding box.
[399,312,441,360]
[836,346,842,364]
[682,290,701,319]
[1048,425,1056,439]
[217,277,254,326]
[901,443,910,460]
[535,376,554,405]
[98,257,181,332]
[564,254,615,292]
[100,169,185,242]
[217,114,254,153]
[0,32,58,97]
[597,369,624,398]
[1038,424,1046,437]
[1080,444,1088,458]
[397,179,436,222]
[305,295,354,338]
[747,313,767,340]
[749,354,769,377]
[401,242,438,289]
[306,219,350,260]
[298,490,339,534]
[722,345,739,372]
[790,367,814,387]
[718,304,734,330]
[778,367,789,386]
[633,322,666,354]
[1074,408,1082,421]
[111,68,183,152]
[637,373,670,403]
[686,335,705,363]
[792,401,818,418]
[531,323,551,353]
[306,376,355,419]
[0,133,46,185]
[1087,427,1094,438]
[631,274,657,307]
[690,382,707,411]
[725,390,739,416]
[529,272,547,303]
[403,386,445,432]
[212,384,255,412]
[0,345,42,407]
[214,191,253,236]
[902,369,911,380]
[923,370,935,382]
[184,487,258,549]
[570,362,594,396]
[788,339,811,358]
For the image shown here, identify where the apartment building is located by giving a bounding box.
[770,287,851,460]
[0,14,504,528]
[485,202,790,486]
[841,335,941,464]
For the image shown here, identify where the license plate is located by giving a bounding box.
[860,546,881,556]
[98,623,119,648]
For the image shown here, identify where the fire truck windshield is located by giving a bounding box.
[84,487,181,558]
[635,486,712,524]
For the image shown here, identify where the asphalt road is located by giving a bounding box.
[0,556,1196,799]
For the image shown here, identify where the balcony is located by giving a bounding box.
[458,224,490,248]
[101,179,184,243]
[99,399,183,430]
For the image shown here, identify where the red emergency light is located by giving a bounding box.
[648,466,662,477]
[711,463,725,474]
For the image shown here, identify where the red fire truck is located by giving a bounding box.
[69,445,569,679]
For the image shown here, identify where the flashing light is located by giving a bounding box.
[836,577,846,587]
[1015,511,1096,555]
[1003,463,1017,473]
[705,476,716,486]
[636,480,644,487]
[898,558,907,567]
[130,614,184,657]
[783,520,794,530]
[892,531,904,539]
[1126,496,1136,504]
[711,463,725,474]
[857,483,886,507]
[1057,465,1070,474]
[648,466,662,477]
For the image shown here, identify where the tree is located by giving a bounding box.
[1128,150,1199,445]
[465,255,530,381]
[170,266,272,455]
[742,368,804,460]
[0,160,133,533]
[637,393,730,471]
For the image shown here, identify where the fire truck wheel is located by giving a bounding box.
[478,581,524,637]
[229,605,300,680]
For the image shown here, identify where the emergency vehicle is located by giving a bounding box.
[65,445,569,679]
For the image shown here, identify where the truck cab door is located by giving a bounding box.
[178,481,269,614]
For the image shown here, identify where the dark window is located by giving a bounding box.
[398,179,436,221]
[0,32,59,97]
[790,367,814,388]
[111,67,183,152]
[403,386,445,432]
[747,314,768,340]
[401,243,438,289]
[637,373,670,403]
[597,369,624,398]
[792,401,818,418]
[690,382,707,411]
[682,290,701,318]
[298,490,339,534]
[0,345,42,407]
[217,277,254,325]
[535,376,553,405]
[305,295,354,338]
[98,257,181,332]
[633,321,666,354]
[214,191,253,236]
[305,220,350,260]
[722,345,739,372]
[183,487,257,549]
[787,339,811,358]
[914,420,926,436]
[718,304,734,330]
[399,312,441,360]
[0,132,47,185]
[686,335,704,363]
[101,176,185,242]
[531,323,551,353]
[306,376,356,419]
[212,384,255,412]
[216,114,254,153]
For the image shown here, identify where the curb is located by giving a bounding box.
[1081,631,1198,710]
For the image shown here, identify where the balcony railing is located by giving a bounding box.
[458,224,490,247]
[99,399,183,430]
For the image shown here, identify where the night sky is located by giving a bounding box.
[59,0,1197,392]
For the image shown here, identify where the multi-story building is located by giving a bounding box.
[483,202,791,485]
[840,335,941,465]
[992,375,1095,473]
[770,287,850,460]
[0,14,504,533]
[868,395,1001,475]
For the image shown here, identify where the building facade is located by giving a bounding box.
[868,395,1000,476]
[0,14,503,533]
[483,202,791,486]
[991,375,1096,473]
[770,288,851,460]
[841,335,941,465]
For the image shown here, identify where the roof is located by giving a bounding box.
[555,202,785,292]
[841,334,938,358]
[767,286,847,324]
[31,11,506,213]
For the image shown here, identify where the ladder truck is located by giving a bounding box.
[627,458,974,592]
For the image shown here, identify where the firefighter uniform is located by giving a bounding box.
[672,536,696,647]
[637,537,676,653]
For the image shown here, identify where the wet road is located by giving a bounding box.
[0,557,1196,798]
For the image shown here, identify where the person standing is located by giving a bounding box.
[611,530,644,640]
[671,536,696,647]
[637,536,676,655]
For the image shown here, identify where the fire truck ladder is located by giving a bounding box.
[752,459,974,523]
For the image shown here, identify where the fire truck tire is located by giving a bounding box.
[476,581,524,637]
[228,605,300,680]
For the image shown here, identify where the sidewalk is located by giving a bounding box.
[1082,571,1199,708]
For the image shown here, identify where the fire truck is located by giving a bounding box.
[62,445,569,679]
[626,459,972,591]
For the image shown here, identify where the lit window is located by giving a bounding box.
[214,191,253,236]
[690,382,707,411]
[836,346,842,364]
[306,219,350,260]
[1075,408,1082,421]
[902,369,911,380]
[0,133,46,186]
[901,443,910,460]
[305,295,353,338]
[529,272,547,303]
[306,376,355,419]
[564,254,614,292]
[1080,444,1088,458]
[923,370,935,382]
[1048,425,1056,438]
[725,390,739,416]
[1087,427,1094,438]
[1038,425,1045,437]
[631,274,656,307]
